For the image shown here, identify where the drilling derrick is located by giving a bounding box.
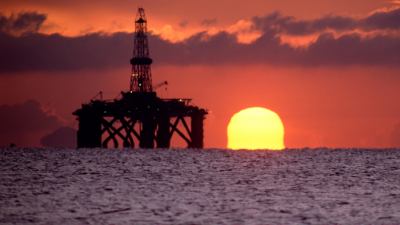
[73,7,207,149]
[130,8,152,92]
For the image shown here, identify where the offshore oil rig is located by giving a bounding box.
[73,8,207,149]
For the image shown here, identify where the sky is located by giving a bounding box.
[0,0,400,148]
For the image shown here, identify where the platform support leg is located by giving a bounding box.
[190,113,204,148]
[77,114,102,148]
[140,116,156,148]
[156,115,170,148]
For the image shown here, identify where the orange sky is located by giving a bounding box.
[0,0,399,148]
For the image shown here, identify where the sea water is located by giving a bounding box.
[1,148,400,224]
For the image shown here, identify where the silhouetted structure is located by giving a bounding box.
[73,8,207,149]
[130,8,153,93]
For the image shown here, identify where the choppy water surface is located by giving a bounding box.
[1,148,400,224]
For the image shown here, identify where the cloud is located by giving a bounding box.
[0,31,132,72]
[252,12,356,36]
[361,7,400,30]
[40,126,76,148]
[252,7,400,35]
[1,8,400,73]
[0,11,46,36]
[294,32,400,67]
[0,100,63,146]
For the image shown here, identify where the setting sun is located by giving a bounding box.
[227,107,285,150]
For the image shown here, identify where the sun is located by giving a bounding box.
[227,107,285,150]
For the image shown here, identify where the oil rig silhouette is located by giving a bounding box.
[73,8,207,149]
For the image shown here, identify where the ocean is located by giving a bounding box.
[1,148,400,224]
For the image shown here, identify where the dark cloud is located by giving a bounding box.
[0,31,131,72]
[253,8,400,35]
[361,8,400,30]
[0,11,46,36]
[2,29,400,72]
[0,100,63,146]
[252,12,357,35]
[1,8,400,73]
[40,126,76,148]
[304,32,400,66]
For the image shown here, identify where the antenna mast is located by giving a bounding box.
[130,8,153,92]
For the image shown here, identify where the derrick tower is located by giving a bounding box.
[130,8,153,92]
